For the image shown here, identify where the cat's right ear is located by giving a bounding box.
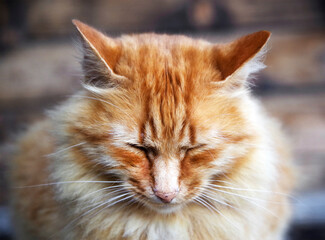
[72,19,127,91]
[213,30,270,88]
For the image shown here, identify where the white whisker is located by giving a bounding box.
[208,181,297,201]
[90,194,135,219]
[200,192,240,212]
[204,185,278,218]
[80,192,130,214]
[205,185,285,205]
[207,183,284,195]
[78,186,126,205]
[194,197,214,213]
[62,192,132,236]
[197,196,241,231]
[46,142,86,157]
[14,180,124,189]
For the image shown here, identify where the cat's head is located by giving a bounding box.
[56,20,270,214]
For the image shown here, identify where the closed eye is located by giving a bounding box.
[127,143,147,152]
[180,144,206,153]
[127,143,158,157]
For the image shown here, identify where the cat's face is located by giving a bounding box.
[63,20,269,213]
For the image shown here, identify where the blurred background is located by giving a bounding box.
[0,0,325,239]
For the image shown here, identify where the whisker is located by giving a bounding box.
[80,193,129,218]
[200,191,240,213]
[208,180,297,201]
[90,194,135,219]
[133,195,149,210]
[46,142,86,157]
[204,185,280,204]
[114,197,138,212]
[197,196,241,231]
[207,183,290,197]
[14,180,124,189]
[194,197,214,213]
[61,192,132,236]
[43,186,127,214]
[77,186,126,205]
[83,186,136,208]
[205,185,278,218]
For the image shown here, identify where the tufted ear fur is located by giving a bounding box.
[213,30,271,86]
[72,19,127,89]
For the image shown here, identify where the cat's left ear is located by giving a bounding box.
[72,19,127,90]
[213,30,271,85]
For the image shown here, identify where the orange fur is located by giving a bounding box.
[11,20,294,240]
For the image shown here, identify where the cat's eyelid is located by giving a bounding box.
[126,143,157,153]
[127,143,146,150]
[127,143,152,148]
[180,144,206,151]
[127,143,141,147]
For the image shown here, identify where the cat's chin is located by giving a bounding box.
[146,202,183,214]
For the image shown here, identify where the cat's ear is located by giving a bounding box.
[213,30,270,85]
[72,19,127,90]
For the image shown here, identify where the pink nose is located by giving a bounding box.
[154,190,178,203]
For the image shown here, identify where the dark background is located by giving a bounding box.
[1,0,325,239]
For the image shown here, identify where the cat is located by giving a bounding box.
[10,19,294,240]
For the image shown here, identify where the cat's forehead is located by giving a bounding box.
[116,34,218,106]
[109,34,220,146]
[121,33,211,51]
[118,34,213,72]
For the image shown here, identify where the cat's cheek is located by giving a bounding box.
[179,158,203,197]
[179,150,220,198]
[181,149,220,173]
[106,146,153,192]
[108,146,148,169]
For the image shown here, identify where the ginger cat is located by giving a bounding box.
[11,20,294,240]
